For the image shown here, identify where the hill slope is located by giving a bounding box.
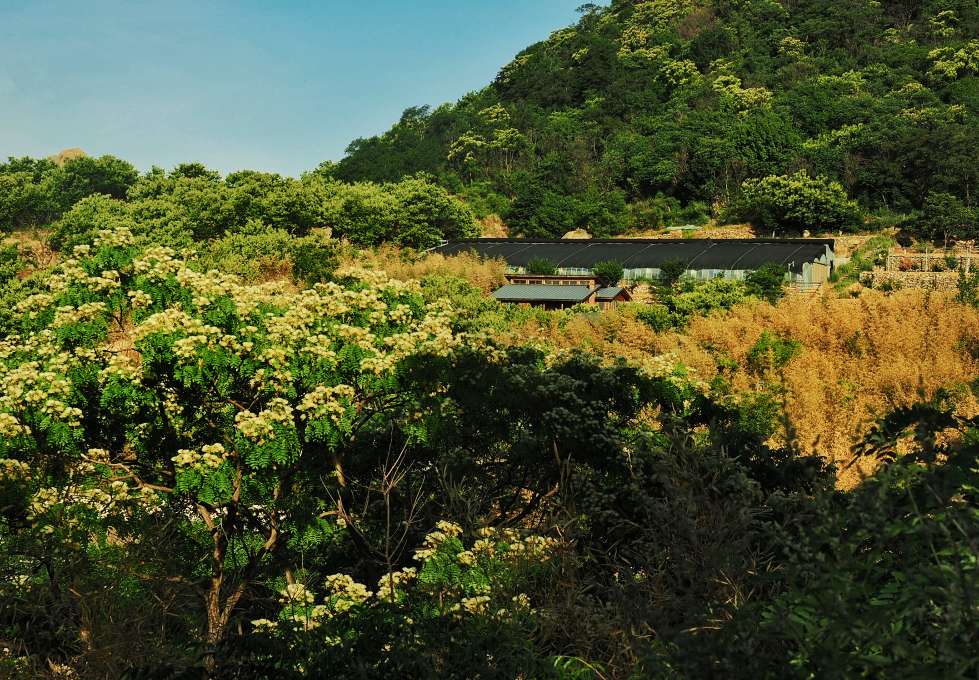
[331,0,979,237]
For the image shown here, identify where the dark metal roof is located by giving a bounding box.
[435,238,834,274]
[491,284,594,303]
[595,286,627,300]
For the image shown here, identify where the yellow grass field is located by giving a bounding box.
[479,283,979,486]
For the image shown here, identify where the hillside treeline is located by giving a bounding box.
[332,0,979,236]
[0,155,478,249]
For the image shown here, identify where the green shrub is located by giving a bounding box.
[658,258,688,288]
[592,260,624,287]
[669,277,751,321]
[830,235,895,291]
[457,180,511,219]
[744,263,789,304]
[635,304,674,332]
[322,176,479,248]
[200,222,338,284]
[198,221,295,280]
[955,271,979,307]
[736,171,861,235]
[686,401,979,678]
[526,257,558,275]
[48,194,135,251]
[746,331,801,375]
[289,231,339,286]
[909,192,978,246]
[0,243,22,284]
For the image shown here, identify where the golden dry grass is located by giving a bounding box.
[343,245,508,293]
[479,214,508,238]
[499,288,979,487]
[681,289,979,485]
[223,243,979,486]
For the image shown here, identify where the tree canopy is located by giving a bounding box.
[330,0,979,236]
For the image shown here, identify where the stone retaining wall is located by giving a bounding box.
[860,270,960,291]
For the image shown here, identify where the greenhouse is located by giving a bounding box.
[433,238,836,289]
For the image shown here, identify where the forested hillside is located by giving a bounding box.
[2,2,979,678]
[332,0,979,236]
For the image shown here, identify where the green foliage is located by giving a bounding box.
[455,180,511,219]
[746,331,802,375]
[244,525,563,679]
[331,1,979,233]
[5,3,979,675]
[637,276,755,330]
[0,154,137,231]
[736,171,862,234]
[526,257,558,275]
[591,259,623,287]
[7,157,474,252]
[0,243,22,284]
[685,400,979,678]
[910,191,979,245]
[48,194,139,251]
[198,221,337,285]
[319,175,479,248]
[658,257,688,288]
[668,277,752,323]
[955,270,979,307]
[2,231,976,678]
[635,303,673,332]
[830,234,895,290]
[744,262,789,304]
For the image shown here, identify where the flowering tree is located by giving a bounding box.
[0,227,468,648]
[251,521,562,677]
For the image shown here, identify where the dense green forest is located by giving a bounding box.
[1,1,979,678]
[332,0,979,237]
[0,155,478,249]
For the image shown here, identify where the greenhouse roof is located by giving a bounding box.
[491,284,595,303]
[595,286,627,300]
[434,238,834,273]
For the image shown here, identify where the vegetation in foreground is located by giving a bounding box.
[1,1,978,676]
[0,211,977,678]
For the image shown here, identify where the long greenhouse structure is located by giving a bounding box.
[432,238,836,290]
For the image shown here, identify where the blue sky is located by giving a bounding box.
[0,0,587,176]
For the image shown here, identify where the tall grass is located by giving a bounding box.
[342,245,507,293]
[502,290,979,487]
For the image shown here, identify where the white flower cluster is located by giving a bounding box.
[297,384,356,424]
[376,567,417,601]
[0,341,82,430]
[413,520,463,561]
[0,458,30,480]
[235,399,294,443]
[93,226,135,248]
[127,289,152,309]
[171,443,228,469]
[0,413,29,438]
[51,302,108,329]
[266,576,376,633]
[323,573,372,613]
[28,481,133,521]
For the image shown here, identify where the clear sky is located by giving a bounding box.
[0,0,587,176]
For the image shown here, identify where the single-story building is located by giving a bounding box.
[491,283,598,309]
[433,238,836,291]
[490,273,633,309]
[595,286,631,308]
